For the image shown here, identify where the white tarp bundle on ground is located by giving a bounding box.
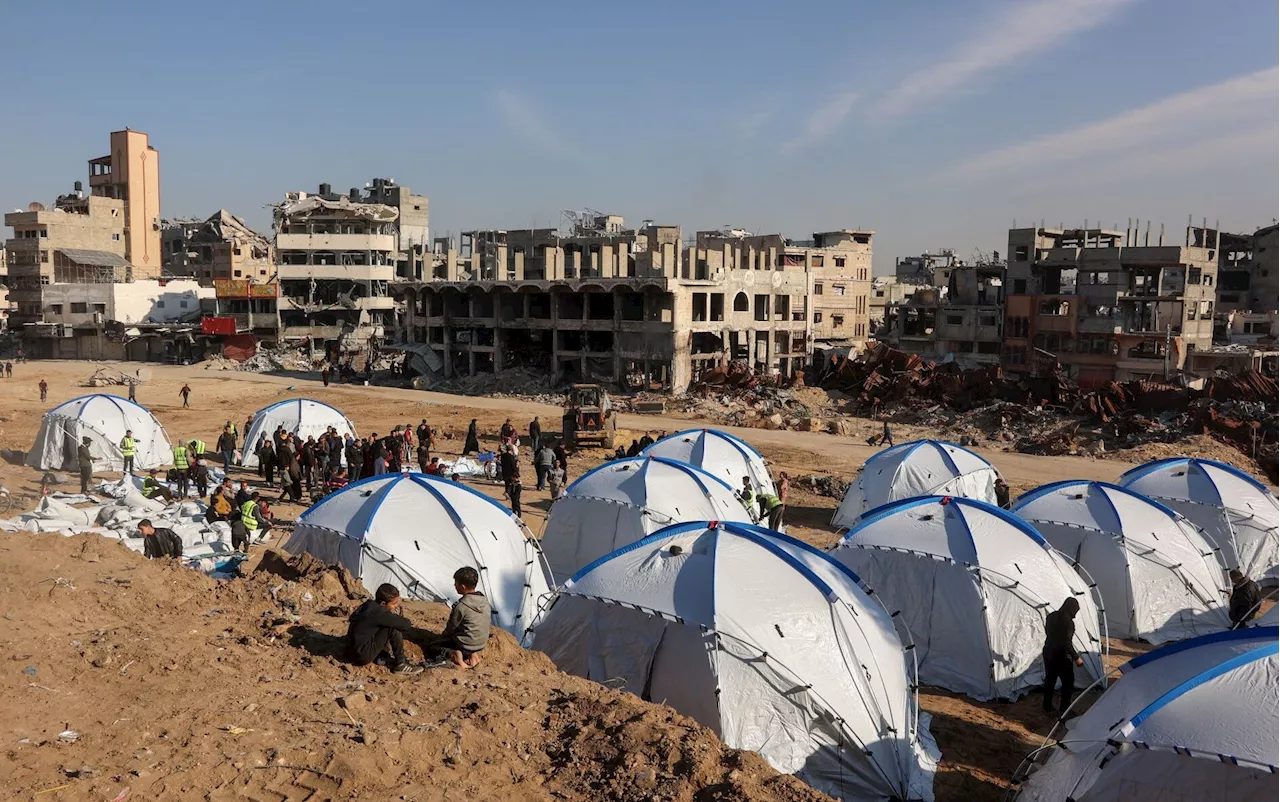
[641,428,776,497]
[539,456,754,582]
[241,398,357,468]
[830,496,1105,701]
[1121,457,1279,586]
[831,440,1000,529]
[285,473,552,644]
[532,520,939,802]
[1013,480,1230,643]
[0,477,247,567]
[1017,627,1279,802]
[26,394,172,473]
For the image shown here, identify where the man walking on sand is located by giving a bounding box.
[39,379,48,402]
[77,436,98,494]
[179,383,192,408]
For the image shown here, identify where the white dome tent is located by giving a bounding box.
[1015,627,1279,802]
[1012,480,1230,643]
[284,473,552,645]
[830,496,1106,701]
[532,520,938,802]
[26,394,172,473]
[831,440,1000,530]
[539,456,754,582]
[1121,457,1279,585]
[241,398,357,468]
[641,428,776,497]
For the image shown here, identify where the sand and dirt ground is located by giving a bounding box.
[0,360,1265,801]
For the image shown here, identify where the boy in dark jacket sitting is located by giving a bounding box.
[346,583,422,675]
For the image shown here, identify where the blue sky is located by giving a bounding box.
[2,0,1276,272]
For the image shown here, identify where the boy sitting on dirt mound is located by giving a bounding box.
[426,566,491,670]
[346,583,423,675]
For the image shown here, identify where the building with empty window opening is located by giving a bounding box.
[393,217,873,392]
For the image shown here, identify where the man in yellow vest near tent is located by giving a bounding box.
[172,442,191,498]
[188,439,206,458]
[119,429,137,476]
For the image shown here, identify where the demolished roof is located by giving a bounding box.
[272,194,398,224]
[56,249,133,268]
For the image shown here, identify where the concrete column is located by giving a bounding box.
[613,288,623,382]
[493,294,503,371]
[549,289,560,380]
[468,349,476,376]
[512,250,525,281]
[403,288,416,344]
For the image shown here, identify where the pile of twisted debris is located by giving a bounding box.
[818,344,1278,480]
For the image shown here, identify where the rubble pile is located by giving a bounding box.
[424,367,565,404]
[819,344,1278,479]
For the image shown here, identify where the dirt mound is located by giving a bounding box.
[0,531,830,801]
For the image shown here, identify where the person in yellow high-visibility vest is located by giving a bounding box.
[119,429,137,476]
[233,492,272,550]
[172,443,191,497]
[188,439,206,457]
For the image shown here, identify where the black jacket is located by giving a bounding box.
[1230,578,1262,626]
[347,600,412,663]
[1042,602,1081,663]
[217,432,237,452]
[500,451,519,481]
[144,528,184,559]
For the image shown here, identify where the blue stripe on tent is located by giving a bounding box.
[641,428,767,461]
[301,470,518,523]
[732,520,871,590]
[839,495,1049,551]
[565,519,840,603]
[407,471,516,518]
[1126,641,1279,730]
[564,455,735,495]
[54,392,156,419]
[299,472,400,519]
[1013,480,1193,533]
[1121,457,1274,503]
[1122,626,1280,672]
[360,476,403,541]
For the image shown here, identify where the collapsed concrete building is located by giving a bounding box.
[884,253,1005,366]
[1002,225,1220,387]
[393,217,873,392]
[272,179,427,352]
[161,210,273,286]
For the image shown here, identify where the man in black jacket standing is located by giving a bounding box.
[346,583,422,674]
[1041,597,1084,716]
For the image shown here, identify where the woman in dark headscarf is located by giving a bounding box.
[463,419,480,456]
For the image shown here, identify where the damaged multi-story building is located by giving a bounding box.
[393,215,873,392]
[1002,224,1220,387]
[88,129,161,277]
[161,210,274,285]
[885,252,1005,366]
[5,184,129,325]
[272,179,427,352]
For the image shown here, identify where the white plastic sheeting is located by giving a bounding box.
[240,398,357,468]
[539,456,754,582]
[532,521,938,802]
[1013,481,1230,643]
[641,428,776,497]
[1121,457,1279,585]
[26,394,172,473]
[1017,627,1279,802]
[831,496,1105,701]
[831,440,1000,529]
[285,473,552,644]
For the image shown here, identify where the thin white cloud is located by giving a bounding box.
[492,89,579,159]
[874,0,1137,122]
[946,67,1279,179]
[737,106,776,142]
[780,90,860,154]
[1043,126,1278,189]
